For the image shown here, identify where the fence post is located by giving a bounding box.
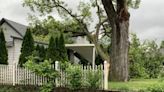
[104,61,109,90]
[55,61,59,87]
[13,64,16,86]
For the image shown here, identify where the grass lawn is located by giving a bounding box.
[109,78,164,91]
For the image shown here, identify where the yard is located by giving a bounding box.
[109,79,164,91]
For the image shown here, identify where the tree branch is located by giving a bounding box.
[101,0,117,28]
[95,0,101,41]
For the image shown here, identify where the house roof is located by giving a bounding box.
[0,18,27,38]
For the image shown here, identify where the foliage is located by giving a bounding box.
[46,33,68,68]
[40,81,55,92]
[160,41,164,48]
[129,33,148,78]
[66,64,83,90]
[129,33,164,78]
[0,28,8,64]
[28,16,74,44]
[19,29,34,67]
[46,36,58,64]
[142,40,164,78]
[24,56,59,92]
[23,0,140,56]
[85,70,102,89]
[58,33,68,61]
[33,44,46,63]
[25,57,59,79]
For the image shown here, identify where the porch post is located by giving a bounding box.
[92,46,96,70]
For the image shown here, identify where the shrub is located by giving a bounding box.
[85,70,102,89]
[58,33,68,61]
[34,44,46,62]
[0,29,8,64]
[129,34,164,78]
[46,36,58,64]
[24,57,59,92]
[19,29,34,67]
[46,33,68,65]
[66,65,83,90]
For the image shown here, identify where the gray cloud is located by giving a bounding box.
[130,0,164,44]
[0,0,31,25]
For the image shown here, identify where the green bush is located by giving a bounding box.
[46,33,68,66]
[85,70,102,89]
[129,34,164,79]
[19,29,34,67]
[0,29,8,64]
[24,57,59,92]
[40,81,55,92]
[129,33,148,78]
[46,36,58,64]
[66,65,83,90]
[34,44,46,62]
[143,41,164,78]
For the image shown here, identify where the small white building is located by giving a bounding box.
[0,18,95,66]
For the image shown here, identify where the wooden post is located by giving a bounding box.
[104,61,109,90]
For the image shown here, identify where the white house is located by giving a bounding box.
[0,18,96,66]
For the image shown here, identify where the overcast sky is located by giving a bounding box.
[0,0,164,45]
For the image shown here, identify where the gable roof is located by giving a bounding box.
[0,18,27,38]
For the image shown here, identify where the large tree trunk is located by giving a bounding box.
[102,0,129,82]
[110,21,129,82]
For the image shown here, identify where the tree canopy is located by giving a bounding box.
[23,0,140,81]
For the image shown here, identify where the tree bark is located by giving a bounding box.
[110,21,129,82]
[102,0,129,81]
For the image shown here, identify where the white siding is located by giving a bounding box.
[1,23,22,42]
[13,39,22,65]
[7,47,15,65]
[7,39,22,65]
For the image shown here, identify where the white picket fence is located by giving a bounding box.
[0,63,105,88]
[0,65,48,85]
